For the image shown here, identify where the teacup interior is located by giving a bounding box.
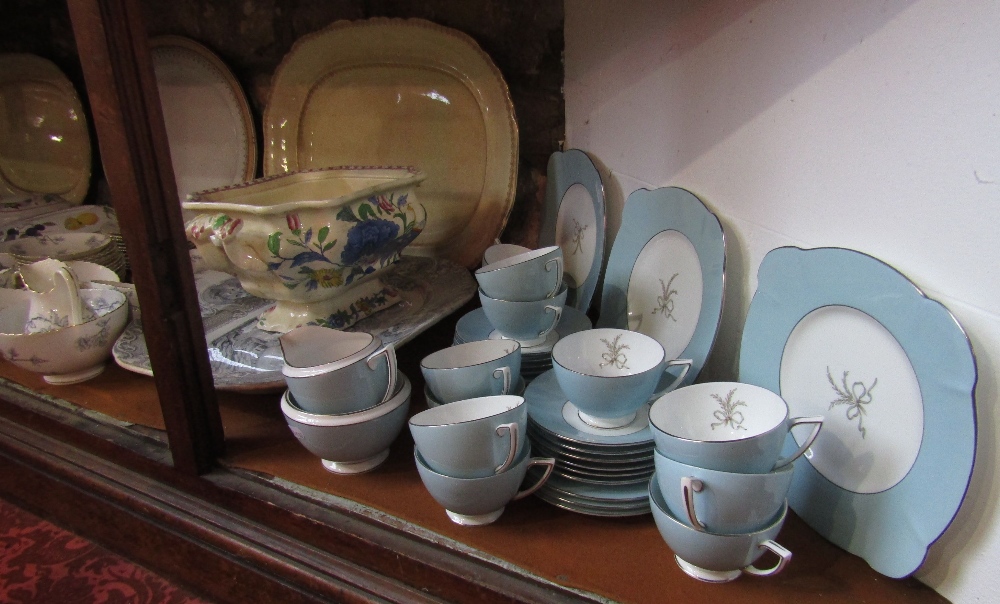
[475,245,560,273]
[280,325,374,368]
[422,340,518,370]
[650,383,788,441]
[409,395,523,427]
[554,328,664,376]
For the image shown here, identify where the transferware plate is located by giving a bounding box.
[263,18,518,269]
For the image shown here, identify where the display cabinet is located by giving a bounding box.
[0,0,952,602]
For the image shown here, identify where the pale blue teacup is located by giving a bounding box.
[408,395,527,479]
[653,449,794,534]
[649,474,792,583]
[648,382,823,474]
[415,444,555,525]
[475,245,564,302]
[551,328,691,429]
[420,340,521,404]
[478,284,567,347]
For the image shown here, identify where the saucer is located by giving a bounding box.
[453,306,591,355]
[524,370,654,447]
[488,328,559,352]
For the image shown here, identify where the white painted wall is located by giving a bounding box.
[564,0,999,601]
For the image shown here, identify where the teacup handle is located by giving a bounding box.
[680,476,707,531]
[492,366,512,395]
[772,415,824,470]
[53,267,83,326]
[495,422,520,474]
[651,359,693,398]
[742,540,792,577]
[543,257,564,298]
[539,305,563,337]
[512,458,556,501]
[366,342,398,405]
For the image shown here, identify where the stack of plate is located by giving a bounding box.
[523,370,653,516]
[0,232,127,279]
[452,306,592,381]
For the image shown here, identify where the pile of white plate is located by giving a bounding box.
[523,370,654,516]
[452,306,592,381]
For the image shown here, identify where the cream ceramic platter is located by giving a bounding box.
[150,36,257,220]
[263,18,518,269]
[0,54,91,204]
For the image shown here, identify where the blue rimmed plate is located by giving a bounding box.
[597,186,724,389]
[540,149,606,313]
[739,246,977,578]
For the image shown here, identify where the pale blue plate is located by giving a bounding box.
[739,246,977,578]
[597,186,724,389]
[540,149,606,313]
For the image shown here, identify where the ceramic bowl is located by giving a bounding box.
[280,373,412,474]
[653,448,794,534]
[475,245,564,301]
[280,325,396,415]
[0,288,129,384]
[420,339,521,404]
[648,382,823,473]
[649,474,792,583]
[415,444,555,525]
[551,327,670,429]
[478,284,567,346]
[409,395,527,479]
[183,166,427,332]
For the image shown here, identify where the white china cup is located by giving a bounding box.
[648,382,823,474]
[551,328,692,429]
[653,449,794,534]
[482,243,530,266]
[649,474,792,583]
[420,340,522,404]
[415,444,555,526]
[408,395,527,479]
[475,245,564,302]
[280,325,396,415]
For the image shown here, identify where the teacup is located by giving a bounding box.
[409,395,526,479]
[482,243,530,265]
[415,444,555,525]
[478,284,567,347]
[649,474,792,583]
[280,325,396,415]
[421,340,522,404]
[648,382,823,473]
[653,449,794,534]
[280,375,411,474]
[551,328,692,429]
[475,245,564,302]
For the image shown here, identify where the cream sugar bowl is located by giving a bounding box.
[183,166,427,333]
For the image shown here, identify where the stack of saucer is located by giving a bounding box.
[0,233,127,279]
[452,306,591,381]
[523,370,654,516]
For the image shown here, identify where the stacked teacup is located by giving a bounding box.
[278,325,410,475]
[475,245,566,351]
[646,382,824,583]
[419,339,523,407]
[409,394,555,526]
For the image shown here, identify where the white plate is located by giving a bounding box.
[597,187,725,390]
[540,149,606,313]
[150,36,257,220]
[113,256,475,392]
[739,246,977,578]
[0,55,91,203]
[263,18,518,269]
